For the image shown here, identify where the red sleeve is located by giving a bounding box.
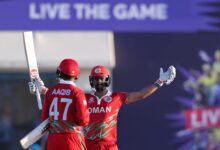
[118,92,128,105]
[41,90,50,121]
[74,90,89,126]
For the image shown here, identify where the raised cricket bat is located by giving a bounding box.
[23,31,42,110]
[20,118,49,149]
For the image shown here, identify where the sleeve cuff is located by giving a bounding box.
[154,80,164,88]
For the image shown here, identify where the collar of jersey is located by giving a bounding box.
[90,90,112,105]
[90,89,112,96]
[59,79,76,86]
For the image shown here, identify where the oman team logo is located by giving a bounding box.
[104,96,112,103]
[88,97,94,104]
[70,70,75,75]
[95,68,101,73]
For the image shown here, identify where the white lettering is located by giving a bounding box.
[73,3,110,20]
[100,107,105,113]
[207,109,220,124]
[128,4,140,20]
[52,89,71,96]
[201,110,208,126]
[113,3,127,20]
[29,3,167,21]
[113,3,168,20]
[73,3,84,19]
[140,4,167,20]
[106,107,111,112]
[88,106,112,113]
[191,112,200,128]
[191,109,220,128]
[29,3,41,19]
[29,3,71,20]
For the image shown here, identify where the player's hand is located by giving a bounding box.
[33,78,48,94]
[165,65,176,85]
[156,65,176,87]
[28,81,36,94]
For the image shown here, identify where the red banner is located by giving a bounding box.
[185,106,220,129]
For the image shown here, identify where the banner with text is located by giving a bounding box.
[0,0,220,32]
[185,107,220,130]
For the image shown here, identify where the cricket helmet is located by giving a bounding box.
[90,65,110,77]
[57,58,80,78]
[89,65,111,87]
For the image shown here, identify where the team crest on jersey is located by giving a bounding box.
[104,96,112,103]
[88,97,95,104]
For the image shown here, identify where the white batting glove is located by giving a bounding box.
[165,66,176,85]
[28,81,36,94]
[28,78,48,95]
[33,78,48,94]
[155,66,176,87]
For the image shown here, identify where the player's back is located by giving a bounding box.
[42,82,89,134]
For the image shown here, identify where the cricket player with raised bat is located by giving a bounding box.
[30,65,176,150]
[26,58,89,150]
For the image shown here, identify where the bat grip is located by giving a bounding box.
[35,87,42,110]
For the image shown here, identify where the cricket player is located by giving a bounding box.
[38,58,89,150]
[83,65,175,150]
[30,65,176,150]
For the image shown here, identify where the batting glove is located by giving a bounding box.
[28,81,36,94]
[165,66,176,85]
[155,65,176,88]
[28,78,48,94]
[34,78,48,94]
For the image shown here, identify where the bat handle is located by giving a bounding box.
[35,87,42,110]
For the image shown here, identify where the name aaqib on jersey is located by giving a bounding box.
[88,106,112,113]
[52,89,71,96]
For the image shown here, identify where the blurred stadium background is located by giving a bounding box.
[0,0,220,150]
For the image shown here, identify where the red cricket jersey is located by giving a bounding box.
[84,90,127,142]
[41,80,89,134]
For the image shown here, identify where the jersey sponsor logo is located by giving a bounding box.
[104,96,112,103]
[88,97,94,104]
[52,89,71,96]
[88,106,112,113]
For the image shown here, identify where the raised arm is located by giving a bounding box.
[125,66,176,104]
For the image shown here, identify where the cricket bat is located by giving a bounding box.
[20,118,49,149]
[23,31,42,110]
